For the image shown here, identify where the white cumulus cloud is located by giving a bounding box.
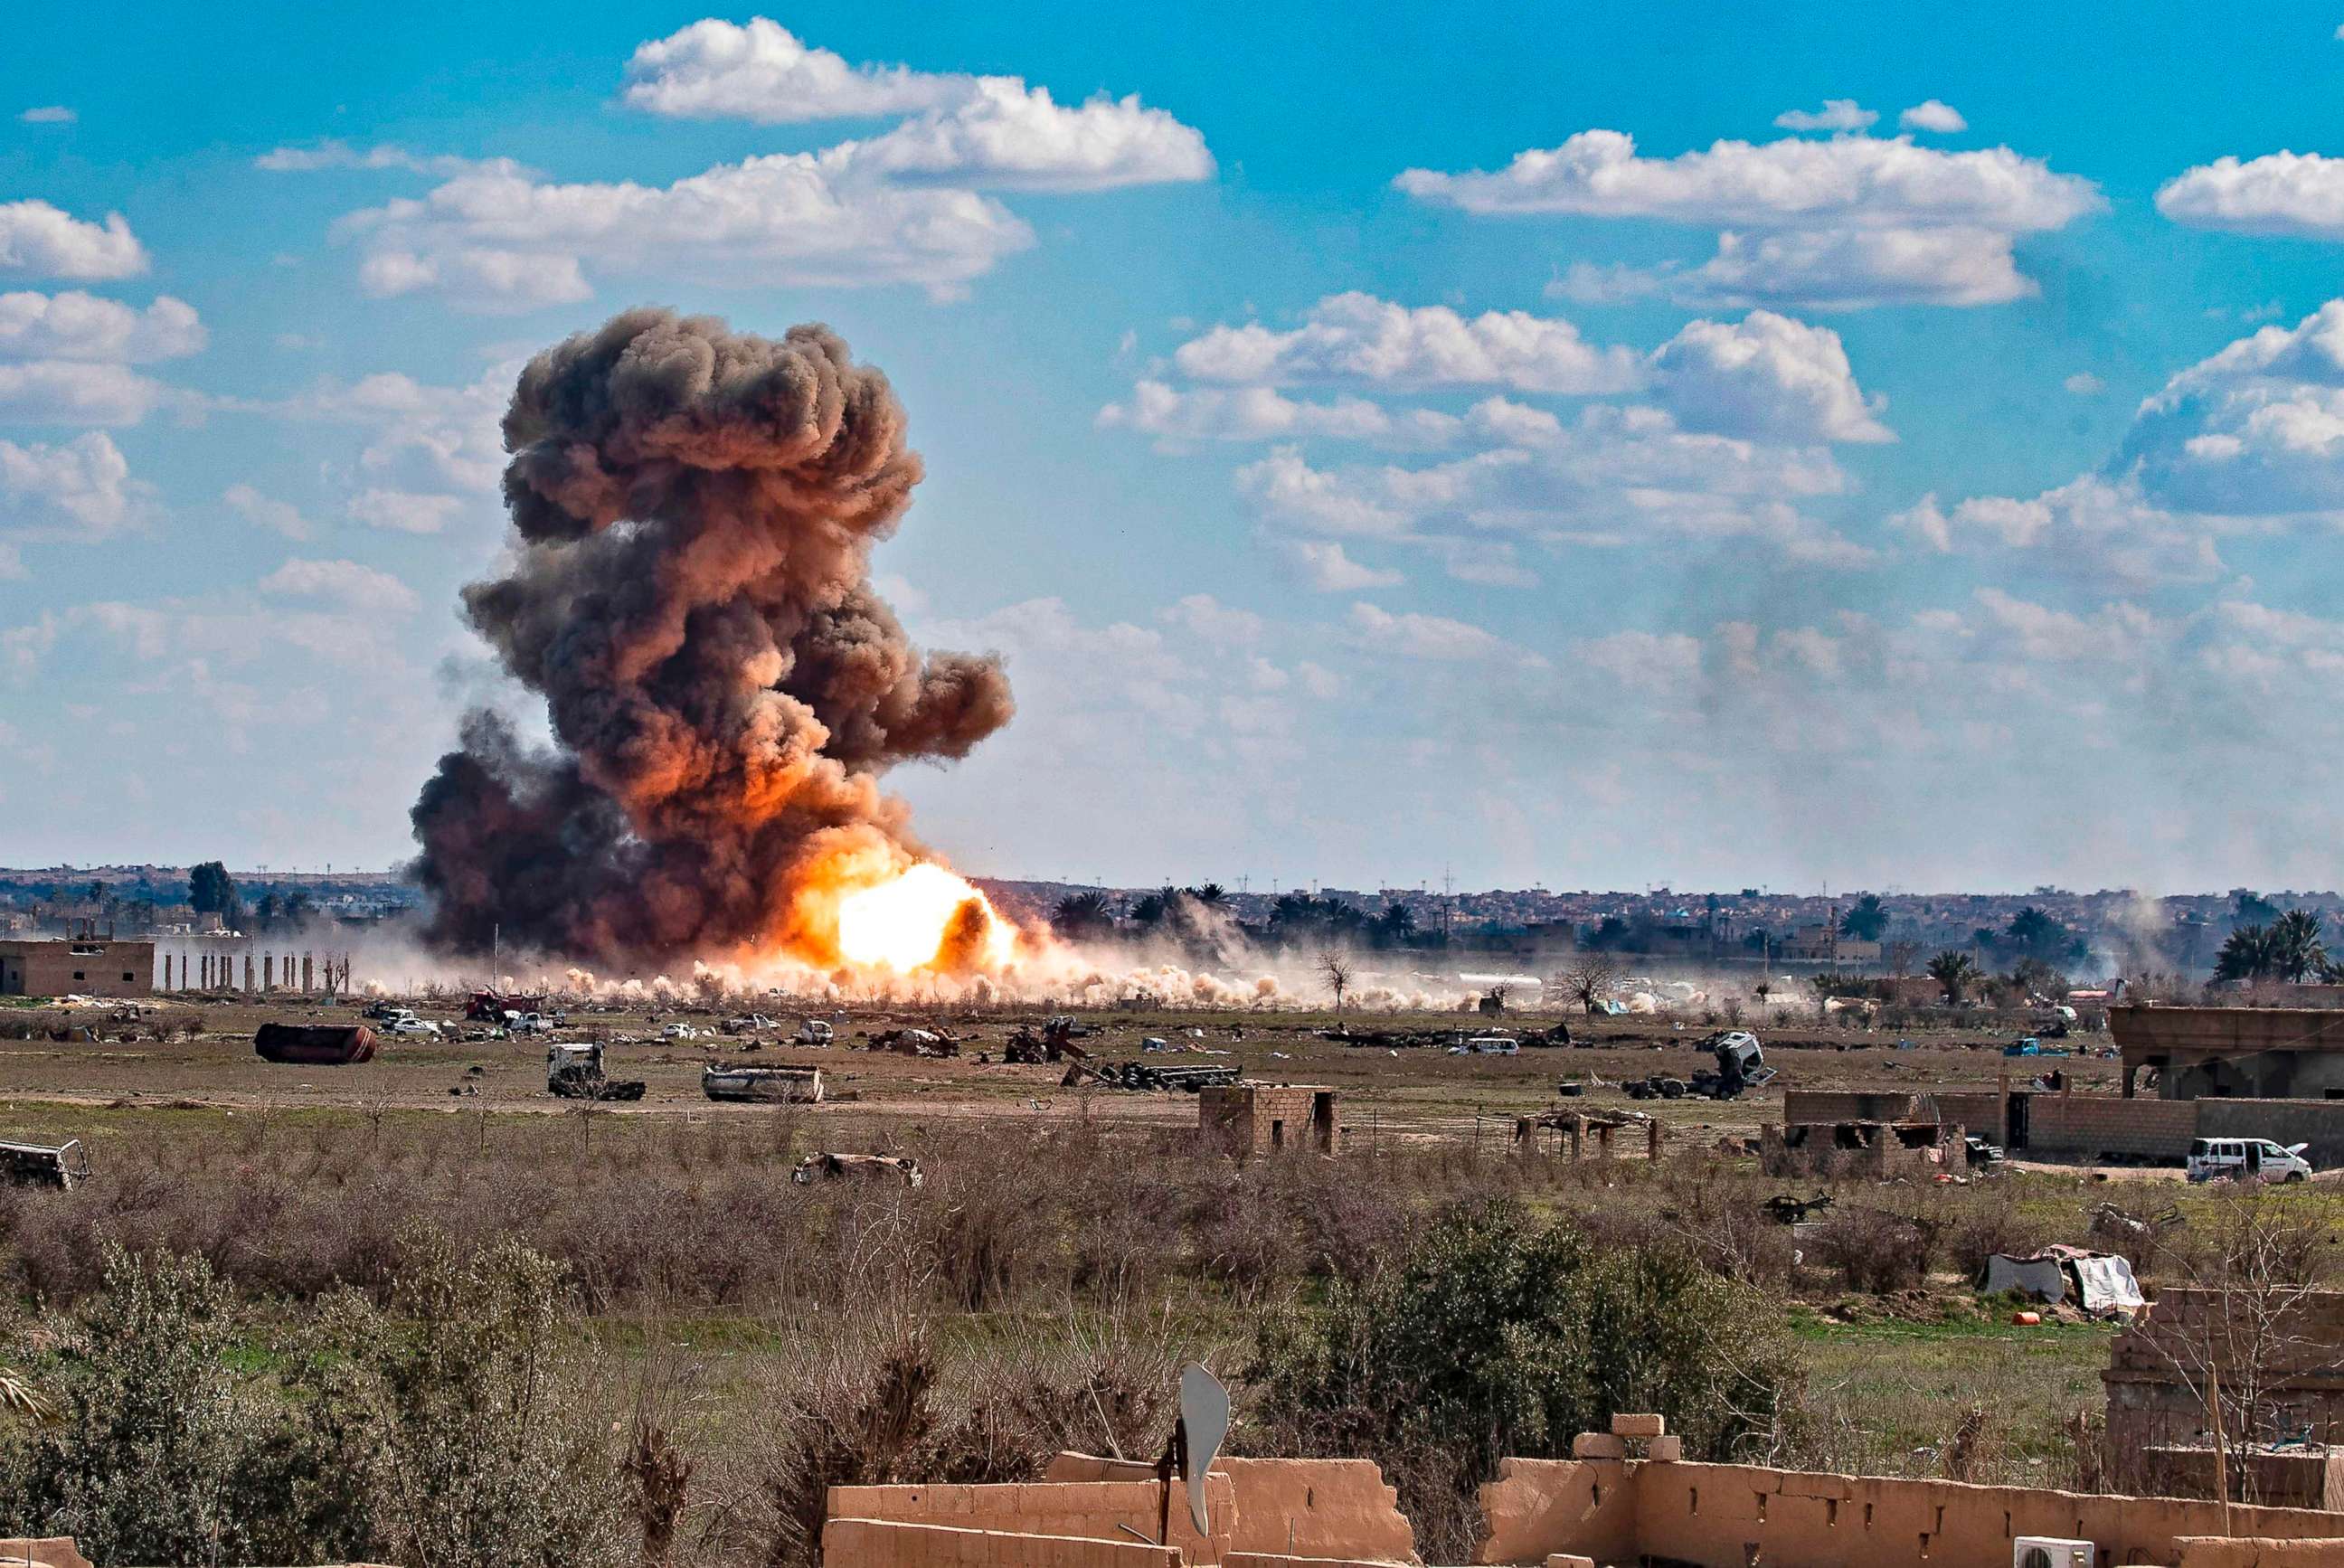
[1899,100,1968,134]
[0,360,165,425]
[1775,100,1876,133]
[1396,128,2097,310]
[1172,292,1644,394]
[1649,310,1892,443]
[259,557,419,613]
[2158,151,2344,240]
[307,19,1211,308]
[1286,539,1402,591]
[346,487,464,534]
[619,16,965,122]
[223,484,311,539]
[0,291,204,362]
[0,431,143,538]
[0,200,148,280]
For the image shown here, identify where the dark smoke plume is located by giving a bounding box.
[409,307,1015,965]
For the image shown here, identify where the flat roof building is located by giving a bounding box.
[0,938,154,999]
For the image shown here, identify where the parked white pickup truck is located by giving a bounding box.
[2187,1137,2312,1184]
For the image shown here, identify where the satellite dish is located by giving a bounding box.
[1179,1363,1231,1535]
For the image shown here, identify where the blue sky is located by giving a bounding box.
[9,1,2344,894]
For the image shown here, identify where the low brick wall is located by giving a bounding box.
[824,1517,1184,1568]
[1038,1453,1413,1563]
[829,1478,1234,1566]
[1475,1456,2344,1568]
[2025,1095,2200,1162]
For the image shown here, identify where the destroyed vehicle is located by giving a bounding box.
[546,1043,646,1101]
[722,1014,779,1034]
[794,1018,834,1045]
[255,1023,378,1065]
[790,1151,922,1188]
[1450,1034,1520,1055]
[2187,1137,2312,1184]
[702,1063,824,1103]
[1074,1061,1241,1092]
[0,1138,90,1189]
[507,1012,553,1035]
[1965,1134,2005,1166]
[385,1015,442,1039]
[869,1028,957,1057]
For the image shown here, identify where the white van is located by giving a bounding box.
[2187,1137,2312,1184]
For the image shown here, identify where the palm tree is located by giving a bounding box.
[2272,909,2329,983]
[1839,893,1889,941]
[1051,891,1116,941]
[1187,883,1228,908]
[2216,923,2280,984]
[1927,949,1981,1004]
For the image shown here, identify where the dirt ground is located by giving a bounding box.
[0,992,2121,1156]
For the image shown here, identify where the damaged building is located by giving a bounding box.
[2112,1004,2344,1100]
[0,932,153,998]
[1763,1090,1969,1179]
[1197,1084,1338,1154]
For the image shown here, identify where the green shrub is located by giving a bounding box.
[1244,1198,1796,1560]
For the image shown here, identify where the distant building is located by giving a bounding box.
[0,935,155,997]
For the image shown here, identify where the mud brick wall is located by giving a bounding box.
[1199,1086,1330,1153]
[1041,1454,1413,1563]
[829,1479,1235,1567]
[1474,1457,2344,1568]
[823,1518,1184,1568]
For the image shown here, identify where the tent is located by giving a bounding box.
[1981,1244,2144,1315]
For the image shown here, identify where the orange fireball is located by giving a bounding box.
[834,863,1017,973]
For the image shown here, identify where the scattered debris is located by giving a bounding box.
[1762,1192,1834,1225]
[791,1150,923,1187]
[0,1137,89,1189]
[1074,1061,1242,1092]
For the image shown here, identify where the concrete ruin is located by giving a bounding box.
[1763,1091,1966,1179]
[2104,1286,2344,1505]
[1198,1084,1338,1154]
[2113,1006,2344,1101]
[818,1415,2344,1568]
[0,936,153,997]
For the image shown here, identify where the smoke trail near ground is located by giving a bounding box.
[408,307,1015,967]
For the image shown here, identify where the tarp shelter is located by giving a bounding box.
[1982,1244,2143,1315]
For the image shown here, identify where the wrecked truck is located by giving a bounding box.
[546,1043,646,1101]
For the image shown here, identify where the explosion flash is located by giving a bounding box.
[835,863,1018,973]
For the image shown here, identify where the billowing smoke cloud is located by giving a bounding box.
[409,307,1014,965]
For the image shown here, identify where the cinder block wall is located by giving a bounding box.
[2025,1096,2198,1161]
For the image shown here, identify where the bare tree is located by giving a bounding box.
[1555,961,1617,1015]
[1317,949,1353,1015]
[2136,1191,2344,1509]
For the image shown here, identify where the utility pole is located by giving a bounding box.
[1442,864,1455,945]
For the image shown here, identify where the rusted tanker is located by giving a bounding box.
[254,1023,377,1065]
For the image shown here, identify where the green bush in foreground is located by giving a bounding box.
[0,1236,624,1568]
[1247,1198,1797,1560]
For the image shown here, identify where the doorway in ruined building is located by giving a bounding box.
[2006,1092,2030,1151]
[1271,1119,1285,1148]
[1310,1091,1337,1152]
